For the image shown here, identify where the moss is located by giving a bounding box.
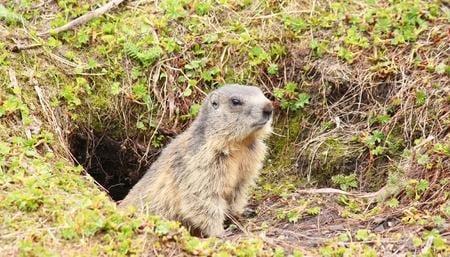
[268,115,303,167]
[1,0,449,255]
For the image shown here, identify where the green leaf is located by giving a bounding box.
[162,37,180,53]
[332,174,358,191]
[61,227,78,240]
[183,87,192,97]
[294,93,310,109]
[267,63,279,75]
[249,46,270,65]
[435,63,447,74]
[292,250,304,257]
[433,215,445,227]
[417,179,429,193]
[370,145,385,156]
[355,229,371,241]
[287,210,300,223]
[2,96,22,113]
[0,5,23,25]
[337,47,355,63]
[338,233,350,242]
[433,143,450,156]
[201,67,220,81]
[444,203,450,217]
[195,1,212,16]
[189,104,201,116]
[160,0,187,19]
[417,154,429,166]
[0,142,10,156]
[47,37,62,48]
[344,26,369,48]
[386,197,399,208]
[284,82,297,93]
[110,82,121,95]
[124,43,163,66]
[185,59,205,70]
[310,39,328,57]
[283,16,307,32]
[139,46,163,66]
[412,236,423,247]
[372,130,385,142]
[202,33,218,44]
[273,88,284,100]
[136,121,146,130]
[306,207,321,216]
[132,83,148,101]
[77,30,90,46]
[377,114,391,124]
[415,90,427,106]
[274,247,285,257]
[87,59,98,70]
[154,221,171,235]
[61,86,81,107]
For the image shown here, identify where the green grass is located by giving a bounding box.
[1,0,449,256]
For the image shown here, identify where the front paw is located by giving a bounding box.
[228,206,256,222]
[242,207,257,218]
[229,204,245,218]
[203,224,225,238]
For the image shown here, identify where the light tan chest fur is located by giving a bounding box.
[218,140,266,201]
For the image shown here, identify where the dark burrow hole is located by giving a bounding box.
[69,131,159,201]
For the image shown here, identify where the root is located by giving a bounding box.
[295,185,403,202]
[296,187,377,197]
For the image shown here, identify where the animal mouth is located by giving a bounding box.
[252,121,268,128]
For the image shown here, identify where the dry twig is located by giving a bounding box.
[295,187,378,198]
[39,0,126,36]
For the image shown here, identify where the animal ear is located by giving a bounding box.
[209,92,219,109]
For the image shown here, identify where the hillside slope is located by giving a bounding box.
[1,0,449,256]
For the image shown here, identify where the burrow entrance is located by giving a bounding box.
[68,131,159,201]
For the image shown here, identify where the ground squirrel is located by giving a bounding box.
[119,84,273,237]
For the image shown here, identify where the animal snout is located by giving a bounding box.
[262,102,273,120]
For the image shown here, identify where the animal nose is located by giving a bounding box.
[262,102,273,120]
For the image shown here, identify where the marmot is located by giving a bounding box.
[119,84,273,237]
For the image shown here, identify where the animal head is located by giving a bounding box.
[199,84,273,142]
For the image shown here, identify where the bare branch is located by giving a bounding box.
[39,0,126,36]
[295,187,377,197]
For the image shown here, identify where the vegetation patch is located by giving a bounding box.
[1,0,449,256]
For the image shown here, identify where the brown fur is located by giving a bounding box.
[119,84,273,237]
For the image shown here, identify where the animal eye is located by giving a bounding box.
[231,98,242,106]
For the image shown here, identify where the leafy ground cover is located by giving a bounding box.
[1,0,449,256]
